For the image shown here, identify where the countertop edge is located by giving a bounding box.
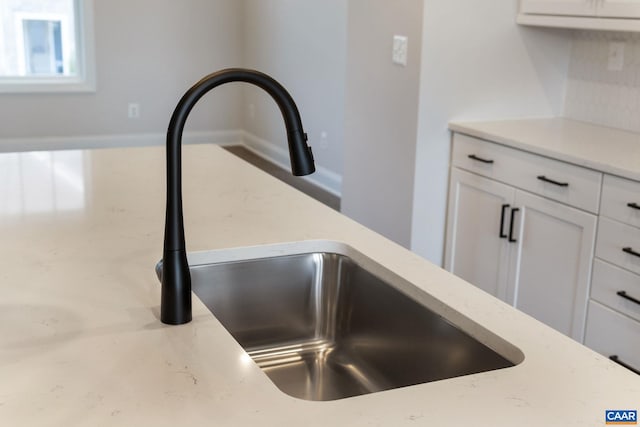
[449,118,640,182]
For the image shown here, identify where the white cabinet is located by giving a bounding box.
[585,173,640,375]
[445,169,514,301]
[507,190,596,340]
[585,301,640,374]
[521,0,595,16]
[518,0,640,31]
[599,0,640,18]
[446,133,599,342]
[522,0,640,16]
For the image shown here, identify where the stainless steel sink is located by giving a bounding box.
[158,249,522,401]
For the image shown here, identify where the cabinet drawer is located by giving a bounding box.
[596,217,640,275]
[591,259,640,323]
[452,133,602,213]
[600,174,640,229]
[585,301,640,375]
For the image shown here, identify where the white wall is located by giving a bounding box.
[242,0,347,193]
[0,0,244,143]
[411,1,573,265]
[340,0,424,248]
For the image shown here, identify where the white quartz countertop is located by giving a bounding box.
[449,118,640,181]
[0,145,637,426]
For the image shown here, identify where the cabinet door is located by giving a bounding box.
[445,168,515,300]
[507,191,597,341]
[520,0,596,16]
[598,0,640,18]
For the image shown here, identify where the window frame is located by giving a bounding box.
[0,0,95,94]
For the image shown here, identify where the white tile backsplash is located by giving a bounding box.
[565,31,640,133]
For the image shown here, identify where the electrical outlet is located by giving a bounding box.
[319,131,329,149]
[128,103,140,119]
[608,42,625,71]
[392,35,408,67]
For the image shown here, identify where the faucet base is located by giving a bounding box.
[161,249,192,325]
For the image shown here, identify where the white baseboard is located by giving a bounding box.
[0,130,243,153]
[241,131,342,197]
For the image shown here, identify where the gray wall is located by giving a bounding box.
[410,1,572,264]
[0,0,244,139]
[242,0,347,181]
[340,0,424,248]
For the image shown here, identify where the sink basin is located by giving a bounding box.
[157,244,522,401]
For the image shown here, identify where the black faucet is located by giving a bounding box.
[161,68,315,325]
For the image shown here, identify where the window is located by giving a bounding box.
[22,19,65,75]
[0,0,95,93]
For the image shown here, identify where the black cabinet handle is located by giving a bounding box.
[499,204,510,239]
[537,175,569,187]
[622,247,640,258]
[508,208,520,243]
[628,202,640,210]
[617,291,640,306]
[468,154,494,164]
[609,355,640,376]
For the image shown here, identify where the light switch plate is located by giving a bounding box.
[392,35,408,67]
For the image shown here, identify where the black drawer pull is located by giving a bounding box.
[499,204,510,239]
[468,154,494,164]
[609,355,640,376]
[617,291,640,306]
[628,202,640,210]
[508,208,520,243]
[537,175,569,187]
[622,247,640,258]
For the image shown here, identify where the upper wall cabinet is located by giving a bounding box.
[521,0,596,17]
[599,0,640,18]
[518,0,640,31]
